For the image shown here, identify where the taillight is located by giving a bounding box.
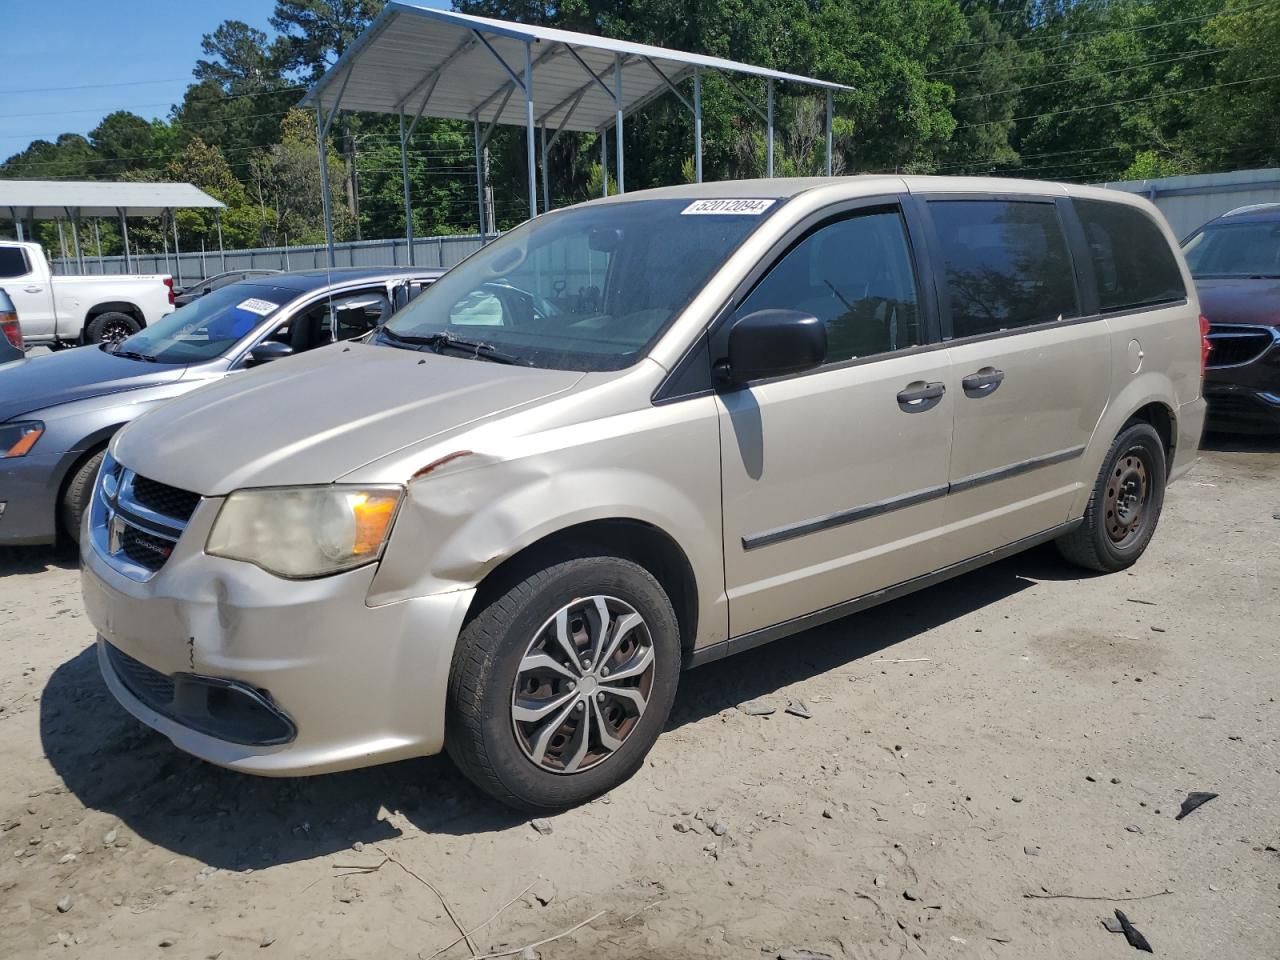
[1199,313,1211,373]
[164,277,175,305]
[0,315,21,351]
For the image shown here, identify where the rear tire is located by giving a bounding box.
[60,449,104,544]
[1056,421,1166,573]
[446,548,681,812]
[85,312,140,345]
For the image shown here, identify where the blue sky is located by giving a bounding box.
[0,0,449,161]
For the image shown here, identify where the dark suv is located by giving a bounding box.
[1182,204,1280,433]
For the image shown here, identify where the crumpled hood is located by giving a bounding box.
[1196,277,1280,327]
[0,345,187,422]
[114,342,585,494]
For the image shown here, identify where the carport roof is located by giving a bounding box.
[301,2,851,133]
[0,180,224,219]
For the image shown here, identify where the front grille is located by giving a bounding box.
[131,475,201,522]
[1207,324,1274,368]
[119,524,175,571]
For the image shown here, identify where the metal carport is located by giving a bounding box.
[0,180,225,283]
[301,1,851,265]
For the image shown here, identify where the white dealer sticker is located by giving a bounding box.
[236,297,278,316]
[681,198,776,216]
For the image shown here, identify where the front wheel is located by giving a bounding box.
[446,549,681,811]
[1056,421,1167,573]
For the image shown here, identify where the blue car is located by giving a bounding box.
[0,267,441,545]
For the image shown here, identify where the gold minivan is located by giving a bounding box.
[82,177,1207,810]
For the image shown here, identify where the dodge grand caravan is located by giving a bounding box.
[82,177,1206,811]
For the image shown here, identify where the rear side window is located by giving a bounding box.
[0,247,31,279]
[1074,198,1185,311]
[928,200,1079,338]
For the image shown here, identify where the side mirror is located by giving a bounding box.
[246,341,294,366]
[718,309,826,384]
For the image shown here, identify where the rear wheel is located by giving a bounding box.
[446,549,681,812]
[85,312,140,345]
[1056,421,1167,573]
[60,449,104,543]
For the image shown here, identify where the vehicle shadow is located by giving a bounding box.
[40,548,1053,869]
[0,543,78,577]
[1199,430,1280,454]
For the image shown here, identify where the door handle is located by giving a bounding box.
[24,285,42,294]
[961,367,1005,396]
[896,380,946,407]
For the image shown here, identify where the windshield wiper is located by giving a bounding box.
[110,348,158,362]
[380,327,531,366]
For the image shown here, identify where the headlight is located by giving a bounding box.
[0,421,44,458]
[206,485,403,579]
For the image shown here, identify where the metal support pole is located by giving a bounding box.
[540,126,550,214]
[316,105,337,267]
[171,210,183,285]
[524,42,537,220]
[614,54,625,193]
[161,215,170,275]
[14,220,23,242]
[825,91,833,177]
[69,210,85,273]
[56,219,68,266]
[93,218,102,273]
[118,209,131,272]
[693,69,703,183]
[400,109,416,266]
[474,115,487,242]
[601,131,608,197]
[216,211,225,271]
[766,79,775,178]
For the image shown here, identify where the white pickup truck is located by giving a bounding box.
[0,240,174,347]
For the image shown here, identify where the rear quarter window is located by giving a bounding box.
[1073,198,1185,312]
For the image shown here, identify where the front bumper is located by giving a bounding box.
[82,502,475,776]
[1203,381,1280,433]
[0,450,63,545]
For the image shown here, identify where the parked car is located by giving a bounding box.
[0,240,174,347]
[0,267,441,546]
[0,288,22,364]
[82,177,1205,811]
[1181,203,1280,433]
[174,269,283,307]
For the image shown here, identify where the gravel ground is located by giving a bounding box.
[0,437,1276,960]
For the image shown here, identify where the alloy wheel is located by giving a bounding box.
[510,595,655,775]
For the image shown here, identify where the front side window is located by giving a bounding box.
[0,247,31,279]
[929,199,1079,338]
[382,199,775,371]
[1075,198,1186,309]
[737,208,923,363]
[1182,219,1280,280]
[114,283,294,363]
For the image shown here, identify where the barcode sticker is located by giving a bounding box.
[236,298,277,316]
[681,198,776,216]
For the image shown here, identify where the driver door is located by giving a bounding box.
[718,202,956,639]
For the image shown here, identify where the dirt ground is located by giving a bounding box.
[0,437,1276,960]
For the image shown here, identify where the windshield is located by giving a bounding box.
[380,198,778,371]
[1182,220,1280,278]
[115,283,294,363]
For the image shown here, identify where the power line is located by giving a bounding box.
[955,70,1280,130]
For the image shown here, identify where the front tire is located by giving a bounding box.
[61,449,104,544]
[446,549,681,812]
[1056,421,1167,573]
[85,311,140,345]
